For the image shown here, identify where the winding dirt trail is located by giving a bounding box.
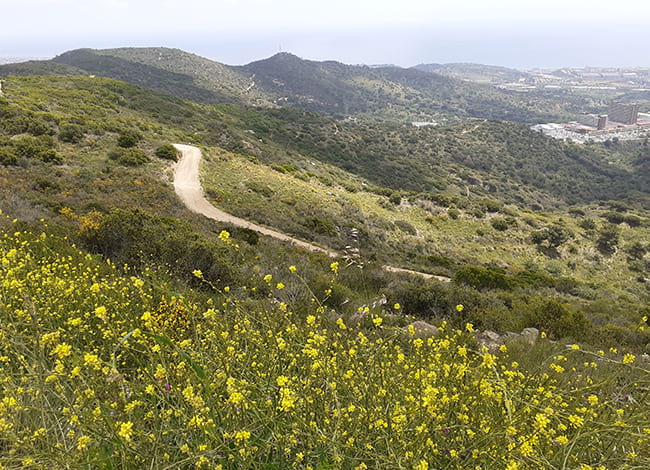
[173,144,450,282]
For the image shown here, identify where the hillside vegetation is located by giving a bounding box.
[0,75,649,348]
[0,71,649,468]
[40,47,573,123]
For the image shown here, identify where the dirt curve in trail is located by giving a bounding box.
[173,144,450,282]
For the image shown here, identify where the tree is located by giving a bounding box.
[596,224,620,255]
[531,224,571,249]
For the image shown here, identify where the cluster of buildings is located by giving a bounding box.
[576,103,643,130]
[532,103,650,143]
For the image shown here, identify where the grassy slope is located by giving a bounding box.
[200,146,650,329]
[1,75,648,345]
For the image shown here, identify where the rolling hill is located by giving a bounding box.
[43,47,572,123]
[414,62,530,84]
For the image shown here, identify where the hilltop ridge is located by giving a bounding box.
[19,46,575,123]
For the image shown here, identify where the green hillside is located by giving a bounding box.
[38,47,572,123]
[207,106,648,208]
[1,61,650,469]
[49,48,270,107]
[1,74,649,347]
[0,60,84,76]
[237,52,570,122]
[415,62,530,84]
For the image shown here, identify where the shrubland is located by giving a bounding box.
[0,66,650,468]
[0,75,649,349]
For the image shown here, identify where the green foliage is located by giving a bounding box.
[625,241,647,260]
[531,224,572,248]
[79,209,236,286]
[447,208,460,219]
[578,218,597,231]
[490,217,513,231]
[525,299,589,339]
[394,219,417,235]
[110,147,150,166]
[388,191,402,205]
[58,123,85,143]
[0,134,60,164]
[302,215,336,236]
[454,266,512,291]
[596,224,621,255]
[117,133,140,148]
[601,211,643,227]
[0,146,17,166]
[154,144,180,161]
[270,163,296,173]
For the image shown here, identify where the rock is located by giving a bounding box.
[521,327,540,344]
[503,331,521,341]
[406,321,439,338]
[481,330,502,342]
[476,330,503,351]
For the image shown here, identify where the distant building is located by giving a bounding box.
[576,113,608,130]
[608,103,640,125]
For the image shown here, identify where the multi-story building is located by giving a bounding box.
[608,103,640,124]
[576,113,608,130]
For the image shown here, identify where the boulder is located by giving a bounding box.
[521,327,540,344]
[476,330,503,350]
[406,321,440,338]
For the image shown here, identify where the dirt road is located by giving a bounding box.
[173,144,450,282]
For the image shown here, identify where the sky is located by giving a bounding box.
[2,0,650,68]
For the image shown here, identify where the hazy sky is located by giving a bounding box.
[2,0,650,68]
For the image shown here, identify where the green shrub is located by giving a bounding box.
[394,220,417,235]
[303,216,337,236]
[454,266,511,291]
[388,191,402,205]
[154,144,180,161]
[113,148,150,166]
[596,224,620,255]
[477,199,503,213]
[245,181,274,198]
[525,299,589,339]
[601,211,642,227]
[58,123,84,143]
[80,209,236,286]
[37,149,62,164]
[531,224,571,248]
[271,163,296,173]
[491,217,510,231]
[0,146,17,166]
[578,218,597,231]
[117,133,140,148]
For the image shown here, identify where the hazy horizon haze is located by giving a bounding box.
[2,0,650,69]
